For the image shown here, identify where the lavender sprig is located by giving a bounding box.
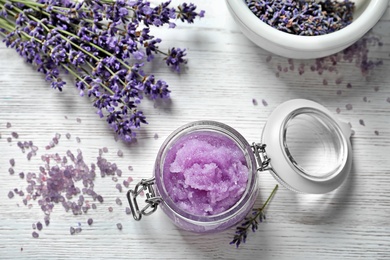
[0,0,204,142]
[230,184,278,248]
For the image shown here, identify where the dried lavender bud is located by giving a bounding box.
[102,147,108,153]
[246,0,354,36]
[359,119,365,126]
[252,98,258,106]
[97,195,104,203]
[36,222,43,231]
[346,104,353,110]
[19,172,25,179]
[108,207,113,212]
[7,137,12,143]
[375,131,379,136]
[66,133,71,139]
[6,122,11,128]
[117,150,123,157]
[116,197,122,206]
[125,207,131,215]
[11,132,19,138]
[116,223,123,230]
[32,231,39,238]
[76,118,81,123]
[8,168,14,175]
[8,191,14,199]
[87,218,93,226]
[9,158,15,167]
[70,227,75,235]
[128,166,133,171]
[262,99,268,107]
[115,183,123,192]
[76,137,81,143]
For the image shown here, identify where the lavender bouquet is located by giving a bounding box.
[0,0,204,141]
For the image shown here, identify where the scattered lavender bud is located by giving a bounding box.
[266,55,272,62]
[125,207,131,215]
[66,133,71,139]
[87,218,93,226]
[6,122,11,128]
[346,83,352,88]
[92,204,97,210]
[116,169,122,177]
[336,108,341,114]
[44,216,50,226]
[374,131,379,136]
[252,98,258,106]
[19,172,25,179]
[123,180,130,188]
[8,191,14,199]
[115,183,123,192]
[154,133,159,139]
[36,222,43,231]
[335,78,343,85]
[128,166,133,171]
[363,97,368,102]
[346,104,353,110]
[108,207,113,212]
[11,132,19,138]
[8,168,14,175]
[359,119,365,126]
[7,137,12,143]
[76,137,81,143]
[32,232,39,238]
[262,99,268,107]
[64,116,68,119]
[76,118,82,123]
[102,147,108,153]
[70,227,75,235]
[323,79,328,85]
[9,158,15,167]
[116,197,122,206]
[117,150,123,157]
[116,223,123,230]
[337,90,342,95]
[97,195,104,203]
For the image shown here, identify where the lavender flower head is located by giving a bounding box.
[0,0,205,142]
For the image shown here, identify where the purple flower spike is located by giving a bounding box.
[0,0,204,143]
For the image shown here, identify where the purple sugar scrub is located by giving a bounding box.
[153,121,259,233]
[163,131,249,216]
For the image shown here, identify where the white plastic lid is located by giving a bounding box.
[261,99,352,194]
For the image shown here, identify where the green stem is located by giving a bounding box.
[260,184,279,211]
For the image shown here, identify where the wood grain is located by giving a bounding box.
[1,1,390,259]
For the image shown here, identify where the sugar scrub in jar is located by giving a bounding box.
[128,121,259,232]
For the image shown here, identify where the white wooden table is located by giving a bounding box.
[1,1,390,259]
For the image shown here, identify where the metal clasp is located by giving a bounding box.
[251,143,271,172]
[126,177,162,221]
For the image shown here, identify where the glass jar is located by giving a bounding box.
[127,99,352,232]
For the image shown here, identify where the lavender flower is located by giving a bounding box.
[230,185,278,248]
[0,0,204,142]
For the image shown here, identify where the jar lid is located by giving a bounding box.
[260,99,352,194]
